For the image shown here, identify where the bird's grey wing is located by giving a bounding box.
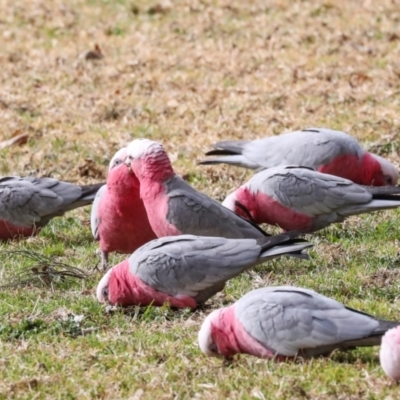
[90,185,107,240]
[0,177,65,227]
[242,128,362,169]
[130,235,263,301]
[234,286,382,357]
[248,167,372,217]
[164,176,265,239]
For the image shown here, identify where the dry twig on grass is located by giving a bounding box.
[0,249,89,289]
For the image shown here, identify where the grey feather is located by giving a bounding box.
[128,234,311,304]
[164,176,267,239]
[200,155,260,169]
[364,185,400,196]
[0,176,104,227]
[234,286,399,357]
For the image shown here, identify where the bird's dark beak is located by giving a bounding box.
[103,287,109,302]
[222,355,234,365]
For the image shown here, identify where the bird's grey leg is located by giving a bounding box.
[101,251,109,271]
[92,250,109,272]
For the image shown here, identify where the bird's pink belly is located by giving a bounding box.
[99,199,157,254]
[100,218,156,254]
[318,154,372,185]
[0,220,36,241]
[253,192,313,231]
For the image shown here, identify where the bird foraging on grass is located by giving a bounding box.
[222,166,400,232]
[198,286,399,360]
[96,233,311,309]
[201,127,398,186]
[0,176,103,241]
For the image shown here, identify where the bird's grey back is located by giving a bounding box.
[247,166,372,212]
[234,286,394,357]
[129,235,264,301]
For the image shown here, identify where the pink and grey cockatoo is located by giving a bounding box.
[0,176,103,241]
[124,139,270,240]
[198,286,399,360]
[96,233,311,308]
[91,148,157,268]
[222,166,400,232]
[380,327,400,381]
[201,128,398,186]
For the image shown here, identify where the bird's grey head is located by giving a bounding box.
[96,269,112,303]
[109,147,127,171]
[198,309,222,357]
[371,153,398,185]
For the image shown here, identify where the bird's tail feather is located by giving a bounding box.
[257,231,312,261]
[340,199,400,217]
[260,242,312,260]
[79,182,106,202]
[209,140,249,154]
[61,182,105,212]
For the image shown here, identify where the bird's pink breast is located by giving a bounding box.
[0,220,37,241]
[236,188,313,232]
[97,168,157,254]
[129,154,181,238]
[140,180,181,238]
[211,306,276,359]
[318,153,384,186]
[108,260,196,309]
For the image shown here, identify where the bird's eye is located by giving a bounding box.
[110,159,122,170]
[103,287,109,300]
[385,176,393,185]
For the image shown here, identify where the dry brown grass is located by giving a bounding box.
[2,0,400,185]
[1,0,400,398]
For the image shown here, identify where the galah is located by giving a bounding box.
[200,128,398,186]
[198,286,399,360]
[91,148,157,268]
[380,327,400,381]
[124,138,270,240]
[96,233,311,308]
[222,166,400,232]
[0,176,103,241]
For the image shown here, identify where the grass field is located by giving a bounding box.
[1,0,400,398]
